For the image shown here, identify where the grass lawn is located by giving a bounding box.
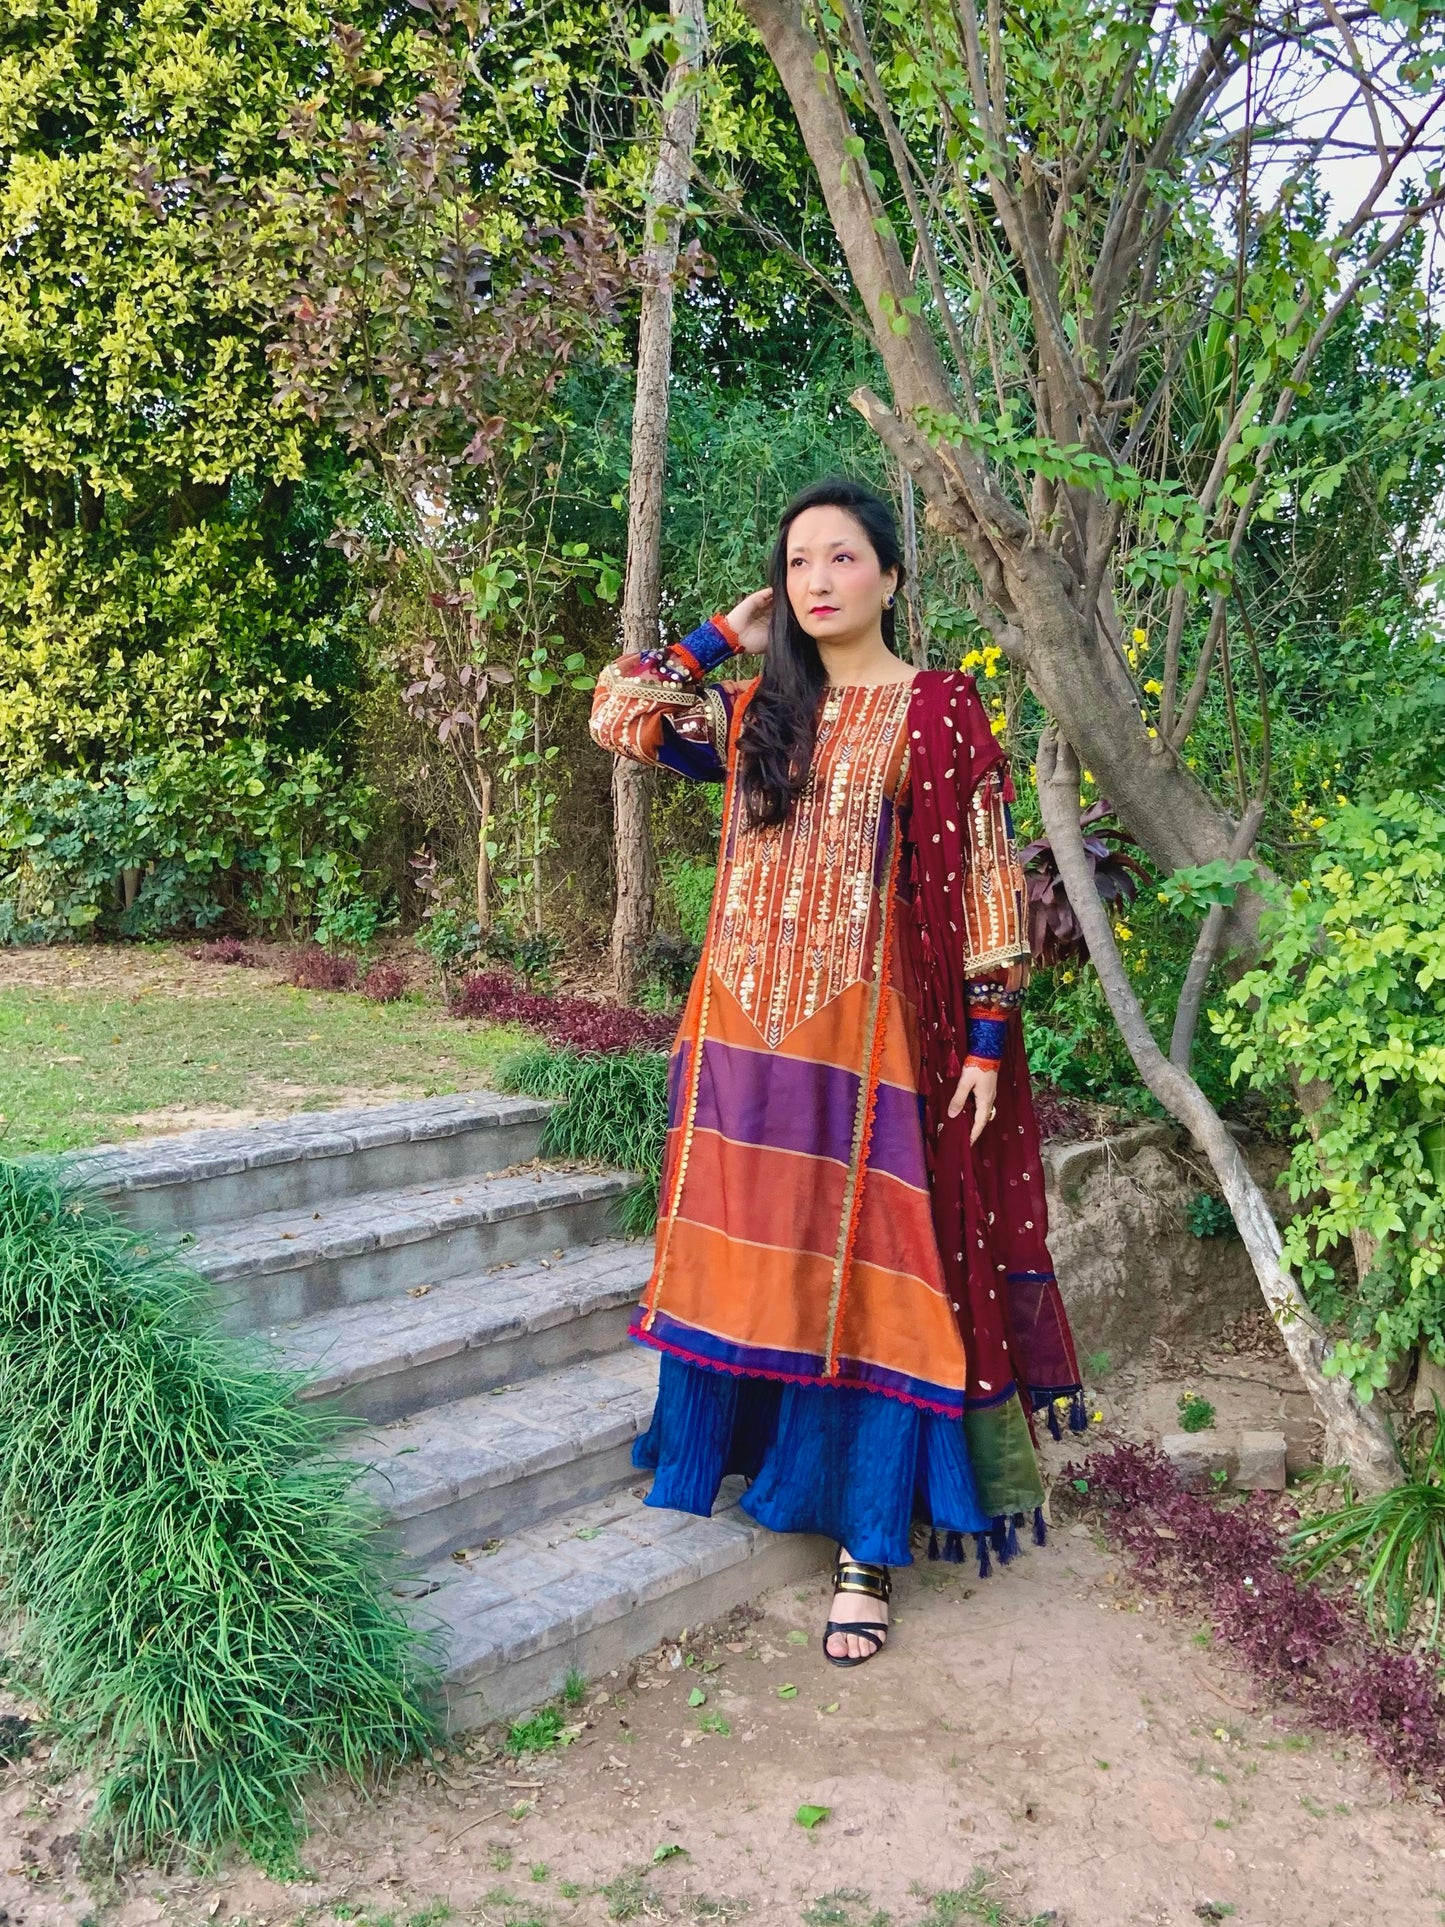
[0,948,527,1155]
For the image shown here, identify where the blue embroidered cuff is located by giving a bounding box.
[966,1016,1007,1065]
[681,617,740,674]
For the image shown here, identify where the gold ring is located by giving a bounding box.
[989,1107,997,1120]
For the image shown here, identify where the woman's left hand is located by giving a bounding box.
[947,1061,999,1145]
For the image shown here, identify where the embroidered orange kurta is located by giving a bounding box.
[591,658,1029,1416]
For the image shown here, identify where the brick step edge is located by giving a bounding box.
[404,1487,832,1729]
[185,1167,635,1284]
[276,1241,652,1409]
[62,1092,552,1198]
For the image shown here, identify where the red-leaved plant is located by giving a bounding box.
[1076,1442,1445,1794]
[360,962,408,1004]
[452,972,676,1055]
[1019,801,1151,966]
[287,946,359,993]
[188,938,257,967]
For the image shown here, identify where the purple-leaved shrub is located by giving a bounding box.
[452,971,676,1054]
[188,938,257,966]
[1078,1442,1445,1794]
[360,962,408,1003]
[287,945,359,992]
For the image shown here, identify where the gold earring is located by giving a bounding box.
[884,593,895,608]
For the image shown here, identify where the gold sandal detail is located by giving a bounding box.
[824,1552,891,1668]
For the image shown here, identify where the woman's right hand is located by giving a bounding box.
[724,587,773,654]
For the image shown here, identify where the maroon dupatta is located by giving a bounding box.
[900,671,1085,1532]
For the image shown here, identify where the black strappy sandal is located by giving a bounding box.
[823,1551,892,1668]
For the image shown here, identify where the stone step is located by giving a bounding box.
[348,1349,660,1561]
[65,1093,552,1231]
[404,1484,831,1730]
[278,1240,652,1424]
[186,1166,636,1335]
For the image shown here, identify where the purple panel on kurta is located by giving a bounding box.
[872,794,896,887]
[688,1038,927,1187]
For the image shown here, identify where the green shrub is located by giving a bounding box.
[1187,1193,1236,1239]
[497,1045,668,1234]
[484,925,562,985]
[1217,792,1445,1395]
[414,907,484,975]
[661,856,717,947]
[1177,1391,1217,1433]
[0,1158,435,1866]
[0,741,381,944]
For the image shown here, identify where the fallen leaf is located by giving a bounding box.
[777,1684,798,1700]
[818,1701,840,1715]
[787,1630,808,1646]
[795,1804,830,1830]
[652,1843,688,1863]
[407,1285,431,1299]
[687,1687,706,1707]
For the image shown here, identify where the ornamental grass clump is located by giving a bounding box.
[0,1158,436,1867]
[1289,1406,1445,1649]
[498,1045,668,1235]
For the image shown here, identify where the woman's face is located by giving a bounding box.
[783,506,898,647]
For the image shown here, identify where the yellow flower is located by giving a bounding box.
[1062,969,1075,983]
[1132,627,1147,645]
[1143,678,1162,696]
[1091,1410,1104,1423]
[989,713,1008,737]
[1310,816,1326,829]
[1146,727,1158,739]
[1336,794,1348,806]
[1115,923,1133,942]
[980,643,1003,679]
[960,649,984,670]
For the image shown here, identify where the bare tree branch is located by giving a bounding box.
[1036,727,1401,1492]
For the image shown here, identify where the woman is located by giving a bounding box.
[591,477,1083,1666]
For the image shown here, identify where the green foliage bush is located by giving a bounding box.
[661,856,717,948]
[1218,793,1445,1394]
[497,1045,669,1235]
[0,741,381,943]
[0,1157,435,1865]
[1187,1193,1237,1240]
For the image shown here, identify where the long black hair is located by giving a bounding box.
[736,476,905,829]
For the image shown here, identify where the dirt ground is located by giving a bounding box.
[4,1335,1444,1927]
[2,949,1441,1923]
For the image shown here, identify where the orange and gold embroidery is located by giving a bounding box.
[711,681,912,1048]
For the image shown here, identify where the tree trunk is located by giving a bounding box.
[474,766,492,936]
[741,0,1243,888]
[1035,727,1401,1495]
[898,466,926,668]
[610,0,706,1001]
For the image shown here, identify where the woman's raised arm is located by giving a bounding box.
[590,594,769,783]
